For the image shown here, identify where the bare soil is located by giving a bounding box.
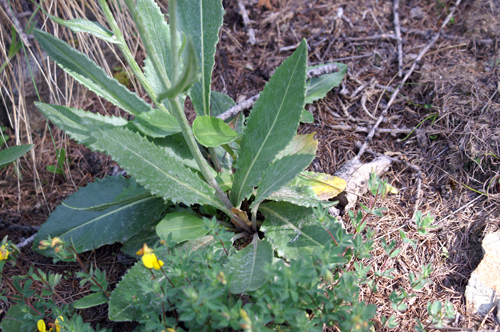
[1,0,500,330]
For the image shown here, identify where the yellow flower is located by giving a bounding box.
[142,252,164,270]
[136,243,154,256]
[38,316,64,332]
[53,316,64,332]
[0,244,9,260]
[51,237,63,248]
[37,320,46,332]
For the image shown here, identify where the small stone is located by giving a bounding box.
[245,63,254,71]
[465,231,500,322]
[410,7,425,19]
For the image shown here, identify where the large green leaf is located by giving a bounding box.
[49,15,119,44]
[290,171,346,200]
[0,144,33,169]
[33,176,166,257]
[305,63,348,104]
[90,126,225,209]
[176,0,224,115]
[252,154,316,209]
[210,92,243,173]
[260,201,344,261]
[192,116,238,148]
[274,133,317,159]
[266,185,326,208]
[62,178,152,212]
[153,133,199,171]
[225,236,273,294]
[137,0,176,82]
[230,40,308,206]
[33,29,152,116]
[73,292,109,309]
[251,133,318,208]
[108,262,164,321]
[156,212,208,244]
[35,102,127,153]
[132,108,181,138]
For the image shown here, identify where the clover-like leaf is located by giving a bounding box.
[192,116,238,148]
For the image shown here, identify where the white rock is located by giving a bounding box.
[465,231,500,322]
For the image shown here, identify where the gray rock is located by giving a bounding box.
[465,231,500,322]
[410,7,425,20]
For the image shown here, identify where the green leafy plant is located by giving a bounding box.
[46,147,67,177]
[32,0,348,275]
[5,0,456,330]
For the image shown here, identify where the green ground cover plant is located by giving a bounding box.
[0,0,453,330]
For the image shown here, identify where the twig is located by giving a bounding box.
[217,64,339,121]
[412,169,423,219]
[346,34,398,42]
[0,0,31,47]
[437,195,483,225]
[393,0,403,77]
[334,124,444,136]
[356,0,462,159]
[16,233,37,249]
[400,27,494,46]
[237,1,256,46]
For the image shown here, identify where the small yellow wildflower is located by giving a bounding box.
[136,243,154,256]
[37,319,46,332]
[0,244,9,260]
[136,244,163,270]
[53,316,64,332]
[37,316,63,332]
[38,240,51,250]
[142,252,164,270]
[51,237,63,248]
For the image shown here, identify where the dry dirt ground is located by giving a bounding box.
[1,0,500,331]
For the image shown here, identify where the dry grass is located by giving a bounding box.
[2,0,500,330]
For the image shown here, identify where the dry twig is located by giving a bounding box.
[393,0,403,77]
[237,1,256,46]
[356,0,462,159]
